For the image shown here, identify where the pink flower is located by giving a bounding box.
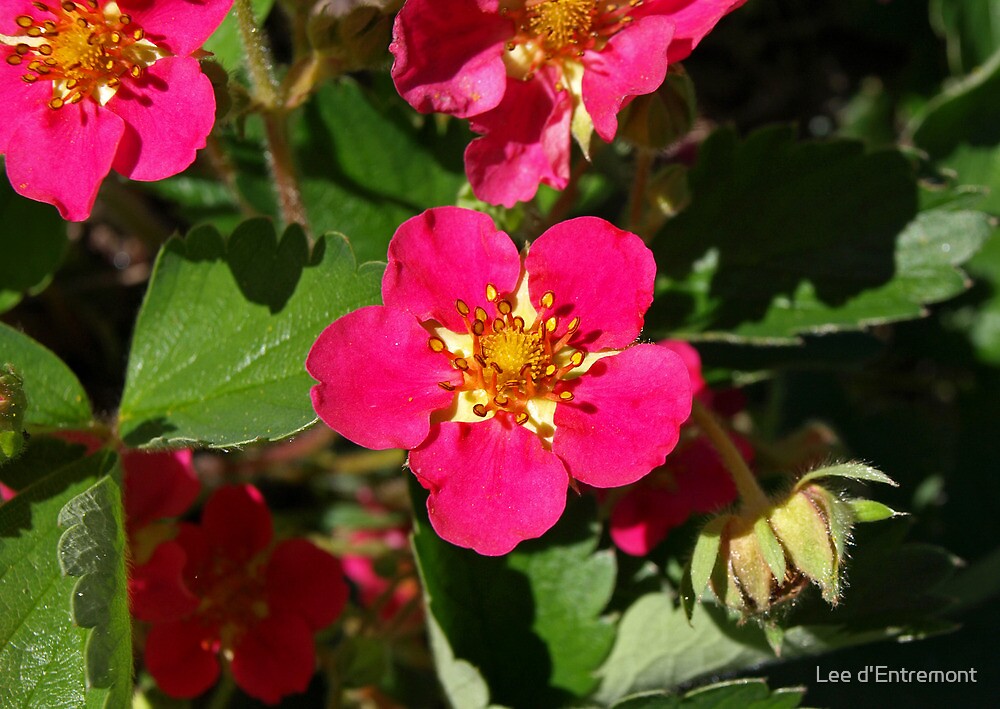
[390,0,745,206]
[307,206,693,555]
[0,0,233,220]
[142,485,349,704]
[608,340,751,556]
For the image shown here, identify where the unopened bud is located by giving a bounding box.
[308,0,402,74]
[689,463,899,618]
[0,364,28,461]
[618,65,697,151]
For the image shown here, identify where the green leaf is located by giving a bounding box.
[595,595,773,703]
[425,615,493,709]
[649,127,988,342]
[798,462,898,487]
[0,451,131,708]
[202,0,276,73]
[0,177,67,313]
[610,679,806,709]
[0,435,88,491]
[118,219,383,448]
[225,78,468,263]
[930,0,1000,76]
[411,482,616,707]
[0,322,93,429]
[58,475,132,707]
[908,47,1000,213]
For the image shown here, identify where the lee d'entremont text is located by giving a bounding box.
[816,665,978,684]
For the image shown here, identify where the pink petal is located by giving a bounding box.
[668,433,747,514]
[119,0,235,57]
[634,0,748,63]
[123,449,199,531]
[526,217,655,350]
[173,522,211,589]
[465,73,572,207]
[409,419,569,555]
[4,100,123,221]
[0,58,48,153]
[266,539,348,630]
[201,484,273,560]
[145,618,221,699]
[658,340,706,397]
[609,485,688,556]
[129,540,200,622]
[108,57,215,181]
[582,15,674,142]
[231,613,316,705]
[307,305,461,450]
[553,344,693,487]
[390,0,510,119]
[381,207,522,332]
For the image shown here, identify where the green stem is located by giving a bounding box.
[690,399,769,513]
[262,110,311,231]
[233,0,310,232]
[233,0,279,108]
[627,148,653,237]
[207,673,237,709]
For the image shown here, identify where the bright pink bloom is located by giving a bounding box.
[308,206,693,555]
[608,340,750,555]
[142,485,349,704]
[0,0,232,220]
[390,0,745,206]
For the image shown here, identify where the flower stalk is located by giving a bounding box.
[690,398,769,513]
[233,0,310,231]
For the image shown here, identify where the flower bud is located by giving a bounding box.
[0,364,28,461]
[688,463,898,618]
[618,65,697,151]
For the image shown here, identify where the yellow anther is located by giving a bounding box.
[454,358,469,370]
[6,55,22,66]
[473,404,489,418]
[472,320,485,336]
[515,412,529,425]
[540,291,554,309]
[569,351,585,367]
[545,317,557,333]
[438,381,456,391]
[567,317,581,333]
[474,306,488,322]
[497,300,512,315]
[456,299,470,316]
[544,364,557,377]
[486,283,498,302]
[559,391,574,401]
[492,318,505,333]
[15,15,33,28]
[428,337,446,353]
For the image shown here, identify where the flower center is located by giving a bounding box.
[4,1,155,109]
[428,284,584,425]
[503,0,640,81]
[528,0,595,54]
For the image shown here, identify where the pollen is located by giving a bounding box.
[428,282,588,426]
[528,0,595,53]
[2,1,156,109]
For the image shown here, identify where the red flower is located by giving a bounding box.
[141,485,349,704]
[608,340,751,556]
[0,0,232,220]
[307,207,693,555]
[390,0,745,206]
